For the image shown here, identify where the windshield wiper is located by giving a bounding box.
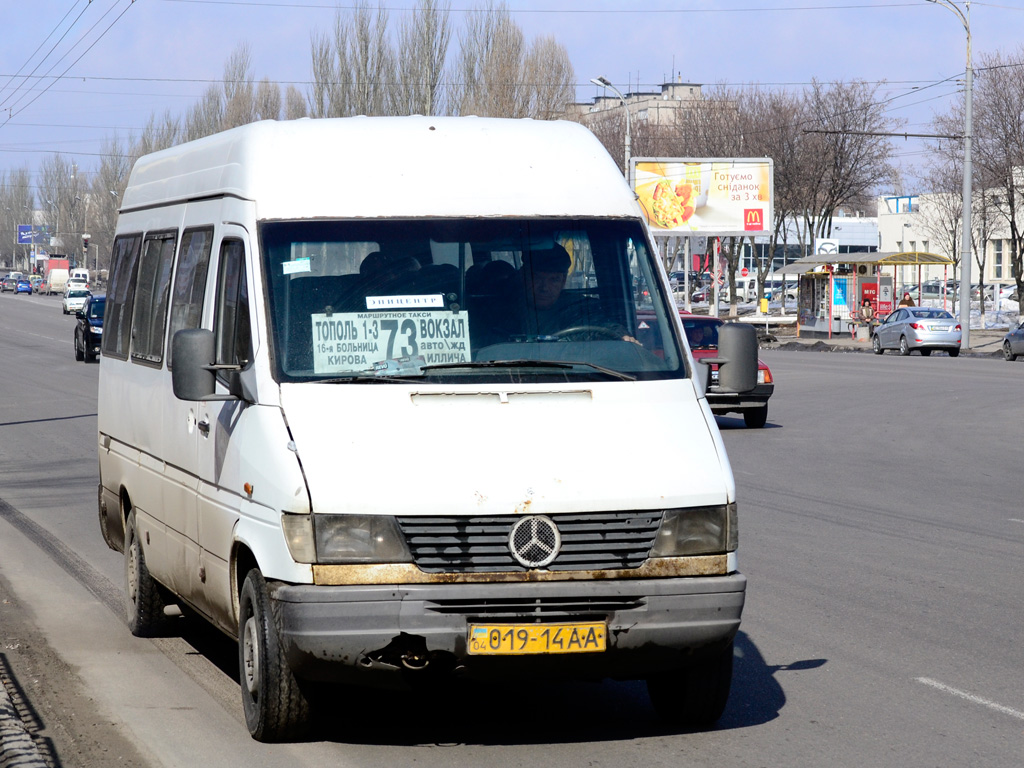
[313,373,419,384]
[420,359,636,381]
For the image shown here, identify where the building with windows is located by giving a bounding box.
[566,80,706,127]
[877,192,1019,290]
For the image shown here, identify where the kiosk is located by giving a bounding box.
[778,251,955,339]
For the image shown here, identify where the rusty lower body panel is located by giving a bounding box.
[270,573,746,685]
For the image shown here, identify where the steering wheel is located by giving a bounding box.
[552,325,622,341]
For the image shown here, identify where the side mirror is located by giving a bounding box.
[171,329,238,402]
[76,310,85,319]
[702,323,758,393]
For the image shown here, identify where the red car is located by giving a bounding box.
[636,310,774,428]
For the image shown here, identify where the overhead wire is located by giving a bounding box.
[0,0,91,110]
[2,1,141,125]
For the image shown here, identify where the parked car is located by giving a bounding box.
[903,281,950,302]
[15,278,32,295]
[871,306,962,356]
[62,288,90,315]
[1002,321,1024,361]
[74,294,105,362]
[681,314,774,427]
[0,275,16,292]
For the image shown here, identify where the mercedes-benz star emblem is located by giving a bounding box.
[509,515,561,568]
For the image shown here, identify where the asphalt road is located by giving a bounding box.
[1,289,1022,767]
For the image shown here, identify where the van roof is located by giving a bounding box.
[121,117,639,221]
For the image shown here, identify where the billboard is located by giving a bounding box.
[630,158,773,236]
[17,225,50,245]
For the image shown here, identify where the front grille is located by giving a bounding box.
[396,510,663,573]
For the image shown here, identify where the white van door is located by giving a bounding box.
[194,227,255,628]
[161,224,217,608]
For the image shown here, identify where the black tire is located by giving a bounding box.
[647,640,734,729]
[743,405,768,428]
[899,336,911,356]
[948,348,960,358]
[125,509,171,637]
[1004,341,1017,362]
[920,348,932,357]
[75,333,84,361]
[239,569,312,742]
[871,335,883,355]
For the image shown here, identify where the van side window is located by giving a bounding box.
[131,231,177,365]
[167,227,214,368]
[214,238,252,377]
[102,233,143,360]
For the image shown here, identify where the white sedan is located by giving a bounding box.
[62,288,91,315]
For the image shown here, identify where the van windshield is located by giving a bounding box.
[260,219,687,383]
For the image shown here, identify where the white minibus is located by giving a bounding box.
[97,117,755,741]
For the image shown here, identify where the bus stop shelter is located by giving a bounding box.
[778,251,955,338]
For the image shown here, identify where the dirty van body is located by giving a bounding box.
[97,117,754,742]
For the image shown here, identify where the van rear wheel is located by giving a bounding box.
[125,510,171,637]
[239,569,312,742]
[647,640,734,729]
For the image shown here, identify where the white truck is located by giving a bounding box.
[44,268,69,295]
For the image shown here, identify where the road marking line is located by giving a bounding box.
[1010,519,1024,524]
[916,677,1024,721]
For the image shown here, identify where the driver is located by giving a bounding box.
[499,244,635,342]
[521,244,575,335]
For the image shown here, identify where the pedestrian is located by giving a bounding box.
[898,292,914,307]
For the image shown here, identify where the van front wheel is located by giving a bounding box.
[647,640,734,729]
[239,569,311,742]
[125,511,170,637]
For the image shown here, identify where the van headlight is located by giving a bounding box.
[282,513,412,564]
[649,503,737,557]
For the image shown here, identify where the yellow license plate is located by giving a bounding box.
[468,623,607,655]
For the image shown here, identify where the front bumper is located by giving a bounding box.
[271,574,746,685]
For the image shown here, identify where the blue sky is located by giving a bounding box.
[2,0,1024,192]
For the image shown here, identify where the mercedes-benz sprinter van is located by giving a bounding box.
[97,117,755,741]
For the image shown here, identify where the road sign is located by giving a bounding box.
[741,267,749,277]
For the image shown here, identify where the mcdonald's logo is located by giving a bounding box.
[744,209,764,231]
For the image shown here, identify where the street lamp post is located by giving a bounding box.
[590,76,631,173]
[928,0,972,349]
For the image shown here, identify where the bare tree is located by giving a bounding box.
[89,135,133,275]
[184,85,223,142]
[395,0,452,115]
[285,85,308,120]
[309,2,396,117]
[222,44,256,129]
[452,3,573,120]
[0,167,34,271]
[522,35,575,120]
[970,47,1024,303]
[802,79,900,242]
[454,3,526,117]
[918,149,965,311]
[255,77,282,122]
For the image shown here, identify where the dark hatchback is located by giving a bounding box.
[74,294,105,362]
